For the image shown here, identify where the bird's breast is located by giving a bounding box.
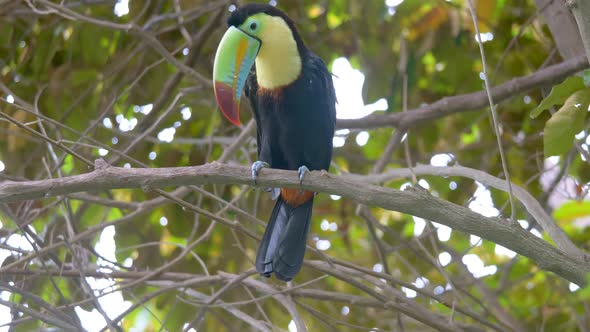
[281,189,314,207]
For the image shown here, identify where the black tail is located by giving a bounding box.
[255,196,314,281]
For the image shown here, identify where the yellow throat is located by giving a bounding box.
[254,15,302,90]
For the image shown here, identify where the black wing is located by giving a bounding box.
[304,52,336,170]
[278,51,336,171]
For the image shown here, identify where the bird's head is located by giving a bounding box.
[213,4,305,125]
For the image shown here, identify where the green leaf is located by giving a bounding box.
[553,200,590,223]
[0,23,13,47]
[71,68,98,86]
[402,221,414,238]
[584,69,590,87]
[580,284,590,299]
[460,124,480,145]
[327,11,346,29]
[577,274,590,299]
[61,154,74,174]
[543,88,590,156]
[531,76,585,118]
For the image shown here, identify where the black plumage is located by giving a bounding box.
[228,4,336,281]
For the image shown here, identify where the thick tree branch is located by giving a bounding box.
[336,55,589,130]
[349,164,585,260]
[1,160,588,285]
[535,0,585,59]
[570,0,590,65]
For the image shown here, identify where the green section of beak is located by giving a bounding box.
[213,26,261,126]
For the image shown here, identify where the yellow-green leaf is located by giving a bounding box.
[553,200,590,223]
[543,88,590,156]
[531,76,585,118]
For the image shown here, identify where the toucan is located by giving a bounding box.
[212,3,336,281]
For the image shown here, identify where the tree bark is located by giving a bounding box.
[1,160,588,286]
[569,0,590,65]
[535,0,585,59]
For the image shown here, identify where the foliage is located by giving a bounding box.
[542,87,590,156]
[0,0,589,331]
[531,74,590,156]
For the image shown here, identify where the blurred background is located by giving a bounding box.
[1,0,589,331]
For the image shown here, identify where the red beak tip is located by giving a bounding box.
[214,81,241,126]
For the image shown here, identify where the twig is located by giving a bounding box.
[466,0,516,221]
[371,129,406,174]
[0,298,78,331]
[186,269,257,331]
[307,261,465,332]
[134,6,225,131]
[0,111,93,167]
[356,207,391,275]
[180,289,273,332]
[0,281,79,328]
[33,0,211,86]
[442,247,527,331]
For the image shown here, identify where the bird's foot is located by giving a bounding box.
[297,165,310,185]
[251,160,269,185]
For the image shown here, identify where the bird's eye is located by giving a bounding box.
[249,22,258,31]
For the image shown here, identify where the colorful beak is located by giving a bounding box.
[213,26,261,126]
